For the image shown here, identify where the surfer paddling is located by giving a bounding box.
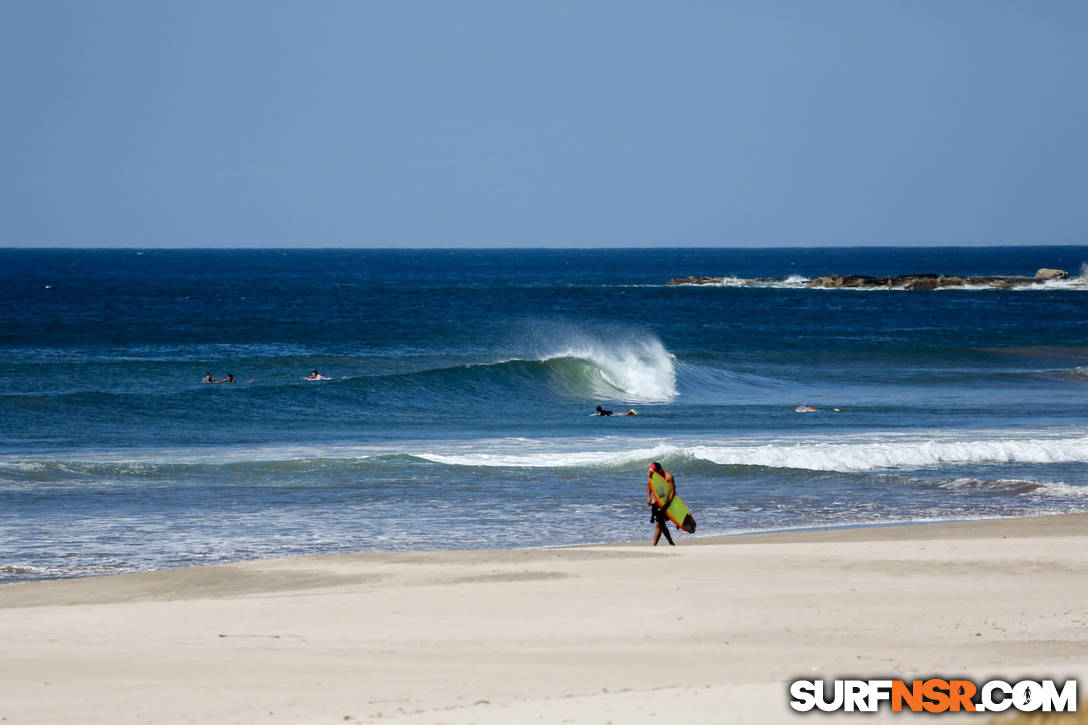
[596,405,639,416]
[647,462,676,546]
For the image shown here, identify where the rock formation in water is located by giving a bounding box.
[667,268,1069,289]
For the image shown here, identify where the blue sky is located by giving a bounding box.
[1,1,1085,247]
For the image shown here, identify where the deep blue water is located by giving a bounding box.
[2,247,1087,582]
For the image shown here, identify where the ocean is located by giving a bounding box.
[2,247,1087,583]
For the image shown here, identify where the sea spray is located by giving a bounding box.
[508,320,678,402]
[540,338,677,402]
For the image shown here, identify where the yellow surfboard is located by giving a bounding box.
[649,470,696,533]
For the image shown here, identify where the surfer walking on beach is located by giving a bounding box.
[647,462,676,546]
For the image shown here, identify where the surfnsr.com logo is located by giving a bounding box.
[789,678,1078,714]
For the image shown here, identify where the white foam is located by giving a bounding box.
[415,444,674,469]
[1036,481,1088,497]
[688,435,1088,472]
[0,564,47,574]
[313,431,1088,474]
[1025,263,1088,291]
[0,445,380,467]
[707,276,750,287]
[673,275,811,289]
[542,337,677,402]
[937,478,1088,498]
[6,431,1088,475]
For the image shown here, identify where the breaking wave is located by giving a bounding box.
[410,434,1088,474]
[685,436,1088,472]
[369,338,677,403]
[400,432,1088,474]
[19,430,1088,479]
[534,337,677,402]
[5,433,1088,478]
[937,478,1088,498]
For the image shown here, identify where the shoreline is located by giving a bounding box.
[7,511,1080,588]
[3,513,1087,723]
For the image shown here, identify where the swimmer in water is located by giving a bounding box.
[202,372,216,383]
[224,373,236,383]
[595,405,614,416]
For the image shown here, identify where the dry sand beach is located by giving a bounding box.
[3,515,1087,724]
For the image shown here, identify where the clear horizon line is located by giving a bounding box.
[2,242,1085,251]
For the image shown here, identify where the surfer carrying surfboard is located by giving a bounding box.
[647,461,697,543]
[647,462,676,546]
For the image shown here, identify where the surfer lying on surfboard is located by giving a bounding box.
[596,405,638,416]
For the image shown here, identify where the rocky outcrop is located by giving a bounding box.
[1035,268,1069,281]
[806,273,987,290]
[668,269,1069,289]
[807,269,1067,290]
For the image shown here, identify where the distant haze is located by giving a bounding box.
[1,1,1085,248]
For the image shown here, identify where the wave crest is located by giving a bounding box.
[688,436,1088,472]
[938,478,1088,498]
[397,434,1088,473]
[538,338,677,402]
[8,433,1087,479]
